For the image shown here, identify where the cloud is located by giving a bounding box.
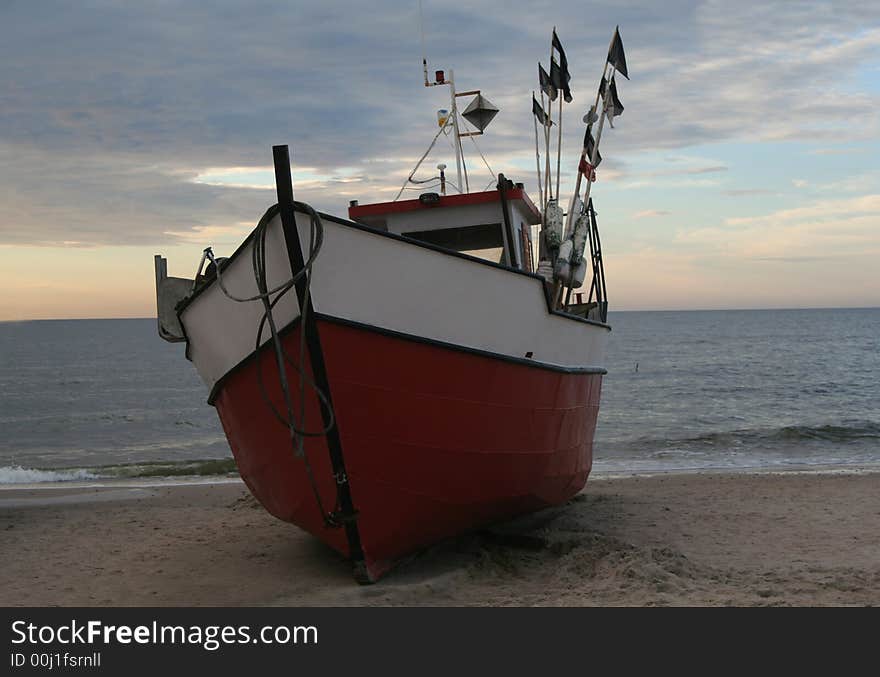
[0,1,879,249]
[678,193,880,260]
[639,161,729,178]
[752,255,834,263]
[163,222,256,246]
[612,190,880,309]
[609,154,729,190]
[633,209,671,218]
[822,170,880,194]
[620,177,724,190]
[809,147,868,155]
[721,188,775,196]
[725,194,880,226]
[682,165,727,175]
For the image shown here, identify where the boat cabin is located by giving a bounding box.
[348,179,541,272]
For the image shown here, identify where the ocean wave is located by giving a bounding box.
[771,423,880,442]
[97,458,238,478]
[647,449,710,459]
[0,458,237,485]
[0,466,98,484]
[618,421,880,453]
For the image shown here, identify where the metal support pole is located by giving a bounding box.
[449,69,464,193]
[272,144,367,581]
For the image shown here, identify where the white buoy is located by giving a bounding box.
[543,198,564,253]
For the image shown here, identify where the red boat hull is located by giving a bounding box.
[213,318,603,581]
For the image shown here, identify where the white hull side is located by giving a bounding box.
[180,210,609,390]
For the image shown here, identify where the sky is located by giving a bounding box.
[1,0,878,320]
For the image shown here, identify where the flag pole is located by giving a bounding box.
[541,87,551,205]
[565,54,612,238]
[532,91,544,213]
[556,95,563,207]
[556,73,610,309]
[556,27,627,309]
[448,69,465,194]
[572,29,617,201]
[564,27,616,236]
[583,74,611,210]
[554,68,612,310]
[547,29,556,201]
[573,63,608,205]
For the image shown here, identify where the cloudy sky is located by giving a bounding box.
[1,0,878,320]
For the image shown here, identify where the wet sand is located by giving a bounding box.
[1,471,878,606]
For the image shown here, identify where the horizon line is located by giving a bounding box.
[3,305,879,322]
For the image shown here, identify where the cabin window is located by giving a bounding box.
[402,223,507,264]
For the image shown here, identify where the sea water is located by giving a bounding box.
[596,308,880,474]
[0,319,228,482]
[0,309,877,483]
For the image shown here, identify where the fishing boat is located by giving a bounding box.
[154,27,628,582]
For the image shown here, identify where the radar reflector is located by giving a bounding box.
[461,94,499,132]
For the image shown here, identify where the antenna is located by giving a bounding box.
[419,2,446,88]
[413,2,498,194]
[419,0,430,87]
[416,1,462,190]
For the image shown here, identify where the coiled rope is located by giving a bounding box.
[206,202,343,527]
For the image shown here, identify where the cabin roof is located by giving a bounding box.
[348,188,541,224]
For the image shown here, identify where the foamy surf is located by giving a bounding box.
[0,458,239,486]
[0,465,98,484]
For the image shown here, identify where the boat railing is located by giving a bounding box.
[561,199,607,323]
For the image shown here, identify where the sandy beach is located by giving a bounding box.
[1,471,878,606]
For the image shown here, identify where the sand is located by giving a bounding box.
[1,471,878,606]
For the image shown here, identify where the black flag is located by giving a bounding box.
[532,94,553,126]
[606,76,624,126]
[607,26,629,80]
[539,62,557,101]
[549,59,571,103]
[584,128,602,167]
[552,29,573,102]
[599,75,624,126]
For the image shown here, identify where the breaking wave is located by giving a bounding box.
[0,458,238,485]
[770,423,880,442]
[97,458,238,478]
[0,466,98,484]
[619,421,880,455]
